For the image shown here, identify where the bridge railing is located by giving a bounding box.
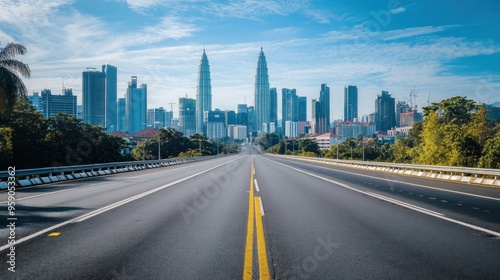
[271,154,500,187]
[0,155,221,189]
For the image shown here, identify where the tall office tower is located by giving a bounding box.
[319,83,331,133]
[297,96,307,135]
[148,107,166,128]
[82,68,106,126]
[117,98,126,132]
[179,97,196,136]
[375,90,396,132]
[254,48,270,134]
[196,49,212,134]
[102,64,117,132]
[281,88,298,129]
[40,88,77,118]
[125,76,147,134]
[311,84,330,134]
[344,85,358,122]
[164,111,174,128]
[297,96,307,122]
[270,87,278,130]
[28,92,43,113]
[207,109,226,139]
[226,110,236,127]
[396,101,412,127]
[311,99,320,134]
[247,106,254,135]
[237,104,248,126]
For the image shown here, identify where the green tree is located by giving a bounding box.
[479,126,500,168]
[190,133,215,156]
[258,133,279,150]
[0,127,13,167]
[0,42,31,115]
[423,96,476,126]
[416,111,451,165]
[1,100,50,168]
[47,113,127,166]
[299,138,320,156]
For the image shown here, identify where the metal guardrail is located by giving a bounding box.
[277,155,500,177]
[271,154,500,187]
[0,155,222,189]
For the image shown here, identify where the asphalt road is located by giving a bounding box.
[1,145,499,279]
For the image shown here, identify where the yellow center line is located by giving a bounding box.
[243,158,271,280]
[243,160,255,280]
[254,197,270,280]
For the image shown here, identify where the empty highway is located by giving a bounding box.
[1,145,499,279]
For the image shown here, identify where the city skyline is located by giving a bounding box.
[1,0,499,120]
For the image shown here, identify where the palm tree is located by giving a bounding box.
[0,42,31,115]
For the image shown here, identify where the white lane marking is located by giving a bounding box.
[254,179,260,192]
[0,158,235,204]
[281,157,500,202]
[264,157,500,238]
[366,192,444,216]
[257,197,265,216]
[0,157,243,252]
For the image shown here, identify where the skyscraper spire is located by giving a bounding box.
[254,48,270,134]
[196,49,212,134]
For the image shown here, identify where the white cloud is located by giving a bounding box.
[390,6,406,14]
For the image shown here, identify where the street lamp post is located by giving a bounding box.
[336,136,339,159]
[155,121,161,160]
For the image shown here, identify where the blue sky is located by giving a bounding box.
[1,0,499,120]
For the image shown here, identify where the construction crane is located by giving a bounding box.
[427,91,431,106]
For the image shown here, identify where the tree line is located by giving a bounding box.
[0,100,240,170]
[261,96,500,169]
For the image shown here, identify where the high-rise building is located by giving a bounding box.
[319,84,330,133]
[226,110,236,127]
[39,88,77,118]
[284,121,298,138]
[298,96,307,122]
[164,111,173,128]
[396,101,412,127]
[375,91,396,132]
[282,88,298,129]
[247,106,254,135]
[82,68,106,126]
[237,104,248,126]
[28,92,43,113]
[179,97,196,136]
[207,109,226,139]
[103,64,117,132]
[312,84,330,134]
[270,87,278,130]
[196,50,212,134]
[148,107,166,128]
[344,85,358,122]
[125,76,147,134]
[254,48,270,134]
[117,98,126,132]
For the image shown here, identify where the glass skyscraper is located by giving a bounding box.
[254,48,270,134]
[82,68,106,127]
[103,64,117,132]
[179,97,196,136]
[196,50,212,134]
[125,76,147,134]
[344,85,358,122]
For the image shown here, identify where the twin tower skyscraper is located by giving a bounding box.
[195,47,271,135]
